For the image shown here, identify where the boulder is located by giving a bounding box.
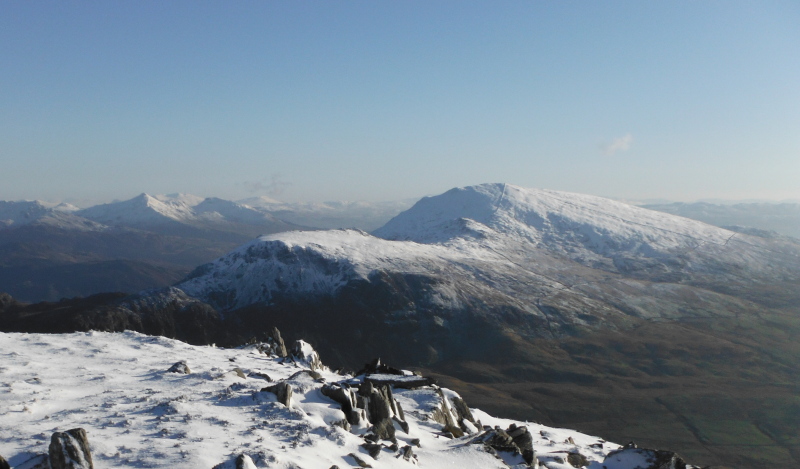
[366,385,396,440]
[49,428,93,469]
[262,381,293,407]
[321,383,362,426]
[507,423,535,465]
[347,452,373,468]
[361,442,383,459]
[167,360,190,374]
[399,445,416,462]
[567,451,589,467]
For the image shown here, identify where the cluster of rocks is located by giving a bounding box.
[470,423,536,466]
[603,442,697,469]
[1,428,94,469]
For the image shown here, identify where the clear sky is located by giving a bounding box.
[1,1,798,205]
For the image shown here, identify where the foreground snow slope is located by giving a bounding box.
[0,331,675,469]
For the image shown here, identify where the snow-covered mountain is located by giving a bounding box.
[75,193,302,238]
[239,197,415,231]
[177,183,799,322]
[0,201,103,231]
[0,330,697,469]
[77,193,197,226]
[193,198,289,227]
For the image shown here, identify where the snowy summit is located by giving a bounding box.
[0,331,697,469]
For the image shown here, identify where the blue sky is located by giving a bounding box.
[1,1,798,205]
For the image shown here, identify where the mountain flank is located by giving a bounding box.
[3,183,799,468]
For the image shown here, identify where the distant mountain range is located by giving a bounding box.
[0,193,412,302]
[3,183,799,468]
[641,201,800,239]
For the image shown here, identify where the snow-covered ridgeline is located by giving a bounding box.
[178,229,510,311]
[375,183,735,253]
[0,201,104,231]
[0,331,695,469]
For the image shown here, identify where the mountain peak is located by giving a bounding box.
[374,183,734,258]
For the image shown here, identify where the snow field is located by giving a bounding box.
[1,331,620,469]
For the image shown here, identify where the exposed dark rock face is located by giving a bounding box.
[0,454,9,469]
[49,428,93,469]
[262,381,293,407]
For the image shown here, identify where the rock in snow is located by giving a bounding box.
[0,330,701,468]
[49,428,93,469]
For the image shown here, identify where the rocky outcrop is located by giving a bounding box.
[602,443,688,469]
[289,339,323,371]
[0,454,9,469]
[320,363,411,442]
[471,424,537,466]
[49,428,93,469]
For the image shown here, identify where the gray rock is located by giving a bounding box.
[451,396,475,425]
[261,381,293,407]
[167,360,190,374]
[367,385,395,440]
[347,452,373,468]
[508,424,535,465]
[247,371,272,381]
[289,369,323,381]
[270,327,288,357]
[567,451,589,468]
[361,443,383,459]
[332,418,351,431]
[399,445,416,462]
[321,383,361,425]
[49,428,93,469]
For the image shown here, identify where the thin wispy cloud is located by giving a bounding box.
[603,134,633,156]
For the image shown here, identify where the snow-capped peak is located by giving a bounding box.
[374,183,734,256]
[77,193,198,225]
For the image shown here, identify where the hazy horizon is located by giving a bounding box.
[2,2,798,204]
